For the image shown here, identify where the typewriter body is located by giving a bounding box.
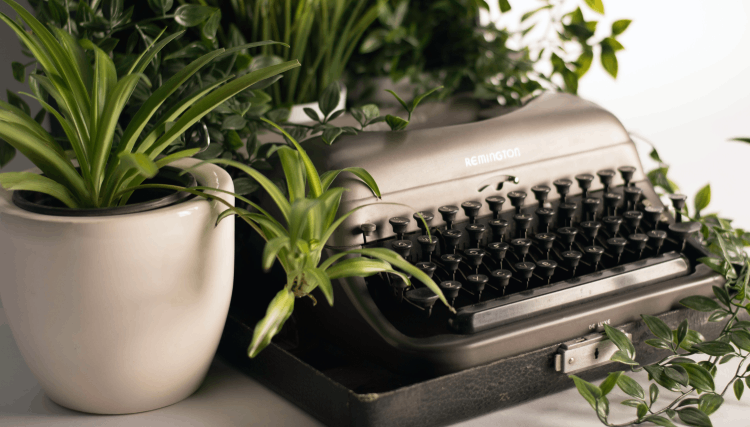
[284,93,720,376]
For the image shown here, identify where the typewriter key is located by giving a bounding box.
[485,196,506,219]
[623,186,642,211]
[582,197,601,221]
[535,233,556,259]
[487,242,510,267]
[360,223,376,244]
[490,269,512,295]
[647,230,667,254]
[531,185,551,206]
[597,169,616,193]
[442,229,463,254]
[557,227,578,250]
[623,210,644,233]
[668,222,701,251]
[603,192,622,216]
[489,219,509,241]
[561,250,582,276]
[575,174,595,198]
[413,211,434,235]
[668,194,688,223]
[461,201,482,224]
[583,246,605,271]
[535,208,554,233]
[466,274,489,301]
[507,191,527,214]
[415,261,437,278]
[465,223,487,247]
[628,233,649,259]
[387,272,409,302]
[511,238,532,262]
[553,179,573,203]
[606,237,627,263]
[438,205,459,229]
[438,281,462,305]
[557,202,577,227]
[389,217,410,240]
[391,240,413,260]
[618,166,636,187]
[644,206,664,230]
[580,221,601,242]
[514,262,536,288]
[417,235,438,261]
[513,213,533,238]
[535,260,558,285]
[464,248,487,274]
[602,216,623,237]
[440,254,461,280]
[405,288,439,316]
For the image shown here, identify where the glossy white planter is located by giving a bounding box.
[0,158,235,414]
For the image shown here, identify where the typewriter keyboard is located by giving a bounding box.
[359,167,700,337]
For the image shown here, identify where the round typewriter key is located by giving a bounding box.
[603,192,622,216]
[535,233,556,259]
[466,274,489,301]
[535,208,554,233]
[602,215,623,237]
[440,254,462,280]
[461,201,482,224]
[417,235,438,261]
[535,260,558,284]
[644,206,664,230]
[438,205,459,229]
[465,223,487,246]
[511,238,532,261]
[580,221,602,242]
[405,287,439,316]
[582,197,601,221]
[485,196,506,219]
[464,248,487,274]
[442,229,463,253]
[606,237,627,263]
[413,211,434,235]
[623,210,644,233]
[553,179,573,203]
[628,233,649,258]
[647,229,668,254]
[360,223,376,244]
[391,240,413,259]
[507,191,527,214]
[389,217,410,239]
[415,261,437,278]
[562,250,583,276]
[439,280,462,303]
[668,221,701,251]
[557,227,578,250]
[489,219,509,241]
[513,213,533,238]
[618,166,637,187]
[490,269,512,294]
[387,272,410,302]
[557,202,577,227]
[487,242,510,267]
[668,194,688,223]
[583,246,605,270]
[575,174,595,198]
[623,186,642,210]
[531,185,551,205]
[514,262,536,288]
[597,169,616,193]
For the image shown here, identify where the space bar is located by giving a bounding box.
[449,252,690,334]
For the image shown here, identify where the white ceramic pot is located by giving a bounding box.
[0,158,235,414]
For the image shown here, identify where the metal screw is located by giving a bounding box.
[569,358,575,365]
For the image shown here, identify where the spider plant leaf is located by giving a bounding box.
[0,101,63,156]
[80,39,117,146]
[260,117,322,198]
[127,29,183,76]
[215,41,290,61]
[288,198,320,248]
[385,89,409,113]
[319,167,381,198]
[277,146,305,203]
[142,60,300,158]
[304,267,334,306]
[262,236,290,271]
[50,27,92,96]
[117,152,158,180]
[154,148,200,169]
[0,172,80,208]
[316,187,345,237]
[324,257,392,280]
[189,185,285,233]
[247,288,294,358]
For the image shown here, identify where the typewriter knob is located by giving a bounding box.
[489,219,509,242]
[580,221,601,242]
[628,233,649,258]
[485,196,506,219]
[490,269,512,295]
[536,260,558,285]
[668,194,688,223]
[387,272,410,290]
[597,169,616,193]
[511,238,532,262]
[464,248,487,275]
[438,281,462,304]
[360,223,376,244]
[623,186,643,211]
[513,213,533,238]
[461,201,482,224]
[582,197,601,221]
[487,242,510,266]
[417,235,438,261]
[575,174,595,198]
[442,229,463,253]
[531,185,551,206]
[606,237,627,263]
[405,288,439,316]
[535,208,555,233]
[514,262,536,288]
[507,191,527,214]
[623,210,644,233]
[644,206,664,230]
[553,179,573,203]
[535,233,556,259]
[466,274,489,301]
[438,205,459,229]
[557,202,577,227]
[465,223,487,246]
[618,166,637,187]
[415,261,438,279]
[391,240,413,260]
[413,211,434,235]
[440,254,462,279]
[561,250,582,276]
[603,192,622,216]
[602,215,623,237]
[583,246,605,270]
[668,222,701,251]
[389,217,410,239]
[557,227,578,250]
[647,230,668,254]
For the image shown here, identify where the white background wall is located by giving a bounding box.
[1,0,749,228]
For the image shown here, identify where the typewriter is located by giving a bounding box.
[283,92,720,377]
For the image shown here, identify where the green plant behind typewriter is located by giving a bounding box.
[0,0,299,208]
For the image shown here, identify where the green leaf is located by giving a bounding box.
[730,330,750,352]
[6,91,30,116]
[575,51,594,77]
[676,363,715,392]
[385,89,410,113]
[603,37,624,52]
[233,177,259,195]
[641,314,674,342]
[694,184,711,214]
[325,257,392,280]
[304,267,334,306]
[604,324,635,359]
[303,108,320,123]
[11,61,24,83]
[599,371,623,396]
[676,320,689,347]
[226,130,243,151]
[617,374,644,399]
[410,86,443,112]
[645,365,680,392]
[691,341,735,357]
[734,379,744,400]
[361,104,380,122]
[611,350,639,365]
[621,399,642,408]
[385,115,409,131]
[645,415,677,427]
[612,19,632,36]
[699,393,723,416]
[174,5,216,27]
[319,167,380,198]
[117,152,158,179]
[247,289,295,358]
[222,115,248,131]
[637,403,648,420]
[322,127,344,145]
[522,5,552,22]
[0,139,15,167]
[498,0,511,13]
[319,82,341,119]
[147,0,174,14]
[600,43,618,78]
[646,338,672,350]
[712,285,731,308]
[680,296,720,312]
[262,237,290,271]
[259,118,322,198]
[584,0,604,14]
[650,383,660,405]
[730,137,750,144]
[277,147,305,203]
[570,375,602,410]
[664,366,689,387]
[202,10,221,40]
[562,69,578,94]
[677,407,713,427]
[0,171,79,208]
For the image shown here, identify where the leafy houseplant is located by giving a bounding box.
[571,142,750,427]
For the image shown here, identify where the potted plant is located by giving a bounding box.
[0,0,298,414]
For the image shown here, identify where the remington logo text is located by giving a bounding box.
[465,148,521,167]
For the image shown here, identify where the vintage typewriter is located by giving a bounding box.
[273,92,720,377]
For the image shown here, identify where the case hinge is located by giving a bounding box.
[554,330,632,374]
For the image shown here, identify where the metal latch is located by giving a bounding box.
[554,330,632,374]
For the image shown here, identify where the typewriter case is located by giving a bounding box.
[221,93,725,425]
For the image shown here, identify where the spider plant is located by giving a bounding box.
[0,0,299,208]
